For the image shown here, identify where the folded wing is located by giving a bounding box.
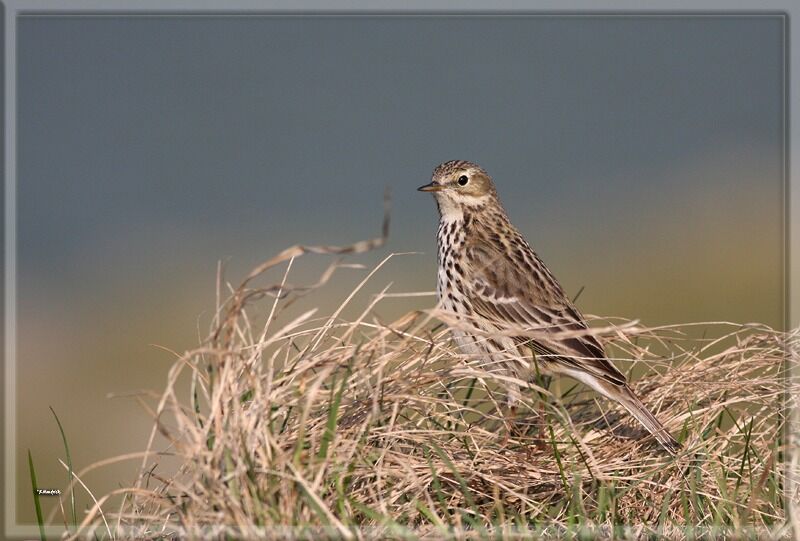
[465,239,627,387]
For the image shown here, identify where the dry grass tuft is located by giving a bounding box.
[69,226,798,540]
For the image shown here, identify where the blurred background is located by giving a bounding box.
[15,15,783,524]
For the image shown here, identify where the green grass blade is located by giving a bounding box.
[547,423,569,493]
[423,447,449,517]
[350,499,410,537]
[415,499,445,529]
[49,406,77,532]
[296,482,332,528]
[318,368,350,461]
[28,449,47,541]
[463,377,477,404]
[429,442,476,511]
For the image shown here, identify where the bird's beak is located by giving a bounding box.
[417,182,445,192]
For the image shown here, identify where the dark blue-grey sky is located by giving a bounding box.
[15,15,783,523]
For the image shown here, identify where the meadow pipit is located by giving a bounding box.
[419,160,680,455]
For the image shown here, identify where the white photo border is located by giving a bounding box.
[2,2,795,538]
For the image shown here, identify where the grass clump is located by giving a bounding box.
[61,223,798,540]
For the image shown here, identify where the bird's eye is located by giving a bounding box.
[457,175,469,186]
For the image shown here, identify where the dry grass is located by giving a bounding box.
[63,223,798,540]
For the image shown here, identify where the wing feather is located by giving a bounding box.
[465,238,627,387]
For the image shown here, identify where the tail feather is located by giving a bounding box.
[613,385,681,456]
[547,365,682,455]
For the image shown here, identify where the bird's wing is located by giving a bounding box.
[464,239,627,387]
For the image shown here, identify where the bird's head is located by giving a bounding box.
[418,160,498,217]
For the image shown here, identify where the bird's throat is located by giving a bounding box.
[434,197,464,221]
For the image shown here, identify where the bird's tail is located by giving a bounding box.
[612,384,681,456]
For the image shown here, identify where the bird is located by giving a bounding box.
[418,159,681,455]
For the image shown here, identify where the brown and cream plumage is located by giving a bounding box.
[419,159,680,455]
